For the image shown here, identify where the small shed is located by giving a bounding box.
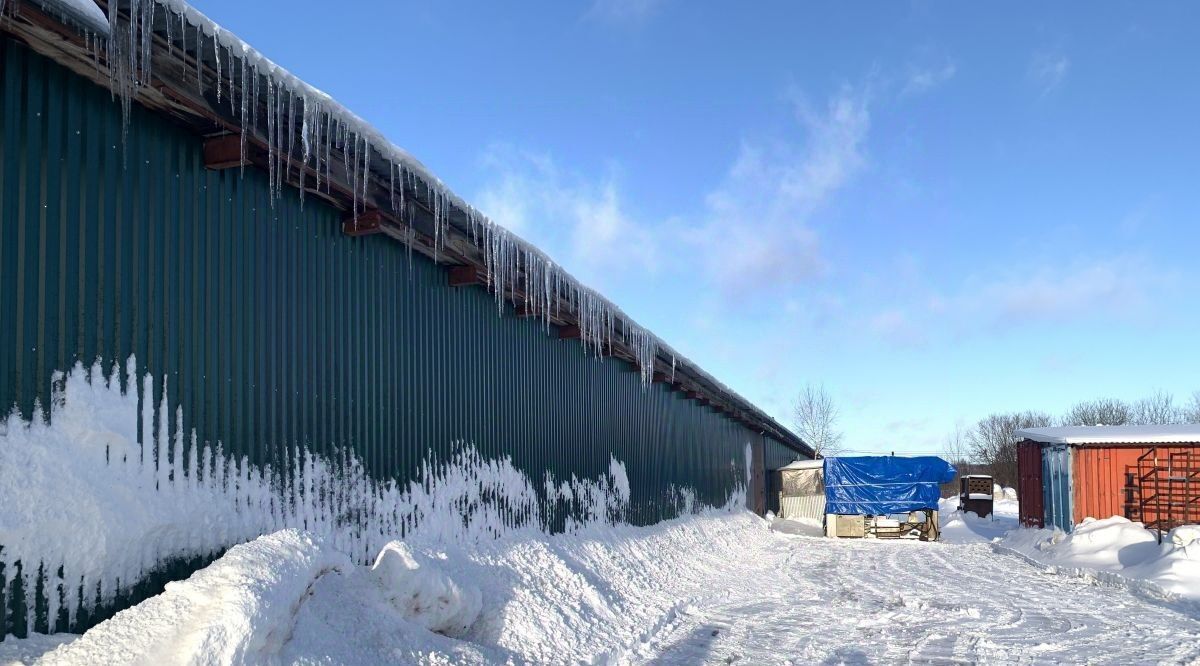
[1014,425,1200,534]
[772,459,826,523]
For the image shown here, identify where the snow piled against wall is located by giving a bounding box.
[29,511,766,664]
[0,358,686,637]
[999,516,1200,602]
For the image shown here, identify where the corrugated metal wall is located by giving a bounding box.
[1071,445,1198,526]
[1016,441,1044,528]
[0,39,803,636]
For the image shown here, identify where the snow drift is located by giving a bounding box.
[369,542,481,637]
[25,511,769,664]
[999,516,1200,602]
[37,531,348,665]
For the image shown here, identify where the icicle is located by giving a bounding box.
[300,95,310,207]
[389,161,397,214]
[266,78,275,203]
[194,23,203,95]
[251,65,259,146]
[140,0,155,86]
[240,58,248,177]
[360,136,370,216]
[214,37,221,105]
[165,12,173,56]
[323,113,333,193]
[286,92,296,188]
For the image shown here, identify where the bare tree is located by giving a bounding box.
[942,424,973,468]
[968,411,1052,488]
[792,384,844,458]
[1061,398,1131,426]
[1183,391,1200,424]
[1131,390,1183,425]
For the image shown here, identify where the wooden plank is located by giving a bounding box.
[342,210,383,237]
[557,324,581,340]
[203,134,246,170]
[447,265,481,287]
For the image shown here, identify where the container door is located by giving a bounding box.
[1017,441,1045,527]
[1042,445,1074,532]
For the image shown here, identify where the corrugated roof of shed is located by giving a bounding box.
[1015,425,1200,445]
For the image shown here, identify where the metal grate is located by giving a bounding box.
[1124,448,1200,542]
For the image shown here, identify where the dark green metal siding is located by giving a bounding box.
[1,39,802,635]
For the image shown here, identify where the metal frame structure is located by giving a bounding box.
[1126,447,1200,542]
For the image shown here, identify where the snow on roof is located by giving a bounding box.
[30,0,109,35]
[11,0,811,455]
[777,459,822,471]
[1015,425,1200,445]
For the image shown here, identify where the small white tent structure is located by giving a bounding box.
[774,460,826,523]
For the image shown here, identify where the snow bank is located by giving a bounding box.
[938,495,1020,544]
[999,516,1200,602]
[0,634,76,666]
[370,542,481,637]
[22,511,770,664]
[0,359,669,637]
[39,530,348,665]
[769,516,824,538]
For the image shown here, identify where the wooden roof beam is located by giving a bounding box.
[342,210,384,237]
[203,134,248,170]
[448,265,482,287]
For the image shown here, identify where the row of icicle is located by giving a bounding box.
[10,0,806,407]
[85,0,667,383]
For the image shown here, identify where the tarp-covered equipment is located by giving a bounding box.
[824,456,956,515]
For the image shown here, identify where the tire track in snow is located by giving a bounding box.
[642,533,1200,665]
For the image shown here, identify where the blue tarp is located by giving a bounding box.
[824,456,956,515]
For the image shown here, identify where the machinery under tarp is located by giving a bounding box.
[824,456,956,515]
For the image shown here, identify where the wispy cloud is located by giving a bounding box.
[685,84,871,298]
[1029,51,1070,95]
[584,0,665,26]
[901,60,957,97]
[970,256,1167,321]
[475,146,656,286]
[865,254,1177,347]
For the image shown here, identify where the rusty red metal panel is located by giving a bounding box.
[1073,445,1200,524]
[1017,440,1044,528]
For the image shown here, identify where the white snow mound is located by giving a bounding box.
[1000,516,1200,601]
[40,530,350,665]
[370,542,481,637]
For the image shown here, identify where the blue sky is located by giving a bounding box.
[193,0,1200,454]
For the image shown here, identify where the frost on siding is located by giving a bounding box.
[0,358,645,636]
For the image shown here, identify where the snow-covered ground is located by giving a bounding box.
[6,507,1200,665]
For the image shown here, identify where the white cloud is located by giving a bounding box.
[585,0,665,26]
[972,256,1165,321]
[475,146,656,285]
[686,85,871,297]
[1030,51,1070,95]
[475,83,872,304]
[902,61,957,96]
[865,255,1176,347]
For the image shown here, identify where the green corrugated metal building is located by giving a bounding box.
[0,0,811,638]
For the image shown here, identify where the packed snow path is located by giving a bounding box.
[640,534,1200,664]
